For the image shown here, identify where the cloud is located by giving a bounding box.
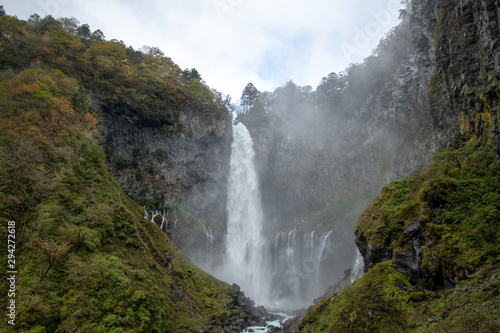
[2,0,403,100]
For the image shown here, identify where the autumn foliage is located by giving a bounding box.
[0,12,228,121]
[31,238,70,282]
[0,10,239,332]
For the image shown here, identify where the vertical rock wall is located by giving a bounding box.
[98,100,232,260]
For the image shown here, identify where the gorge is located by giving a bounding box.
[0,0,499,331]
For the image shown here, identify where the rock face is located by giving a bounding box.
[95,0,498,315]
[355,0,499,280]
[236,0,498,311]
[98,100,232,260]
[243,0,498,230]
[390,218,425,281]
[434,0,500,150]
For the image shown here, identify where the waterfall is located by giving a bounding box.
[222,123,270,306]
[351,249,365,283]
[268,229,344,310]
[172,208,178,242]
[317,231,333,263]
[205,122,357,311]
[144,208,168,234]
[197,219,215,264]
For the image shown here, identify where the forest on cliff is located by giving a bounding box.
[0,7,263,332]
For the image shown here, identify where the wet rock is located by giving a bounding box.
[392,251,415,275]
[235,319,246,329]
[99,101,233,263]
[365,245,392,270]
[404,218,420,234]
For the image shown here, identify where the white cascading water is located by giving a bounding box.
[351,249,365,283]
[144,208,168,234]
[222,123,270,305]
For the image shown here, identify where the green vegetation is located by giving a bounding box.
[298,260,500,332]
[298,261,416,332]
[299,144,500,332]
[356,144,500,279]
[355,177,417,249]
[0,12,228,123]
[0,12,242,332]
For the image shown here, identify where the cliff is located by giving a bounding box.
[242,0,499,230]
[298,143,500,332]
[351,0,500,287]
[98,98,232,263]
[0,13,261,332]
[295,0,500,330]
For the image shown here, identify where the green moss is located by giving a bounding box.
[430,262,500,332]
[485,0,496,12]
[433,7,445,49]
[298,259,500,332]
[298,261,417,332]
[356,144,499,279]
[428,71,442,97]
[355,177,419,250]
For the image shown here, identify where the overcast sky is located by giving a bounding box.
[3,0,404,101]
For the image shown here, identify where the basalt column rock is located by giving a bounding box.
[98,99,232,261]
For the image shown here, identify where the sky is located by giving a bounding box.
[2,0,404,101]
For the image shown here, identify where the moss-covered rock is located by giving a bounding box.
[297,260,500,332]
[356,144,500,287]
[297,261,417,332]
[298,144,500,332]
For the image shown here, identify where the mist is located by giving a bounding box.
[179,14,425,311]
[6,0,425,315]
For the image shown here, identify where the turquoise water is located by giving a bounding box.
[243,313,294,332]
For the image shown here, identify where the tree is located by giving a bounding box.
[182,68,202,82]
[58,17,79,34]
[240,82,260,114]
[32,238,70,282]
[316,72,345,111]
[0,6,5,16]
[92,29,105,41]
[126,46,143,64]
[0,139,46,245]
[28,13,41,23]
[251,91,270,114]
[77,23,91,39]
[34,15,60,33]
[317,72,341,96]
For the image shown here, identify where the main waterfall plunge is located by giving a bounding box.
[193,122,363,311]
[220,123,270,305]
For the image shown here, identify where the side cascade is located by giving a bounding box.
[198,218,215,266]
[144,208,168,234]
[270,229,338,310]
[351,249,365,283]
